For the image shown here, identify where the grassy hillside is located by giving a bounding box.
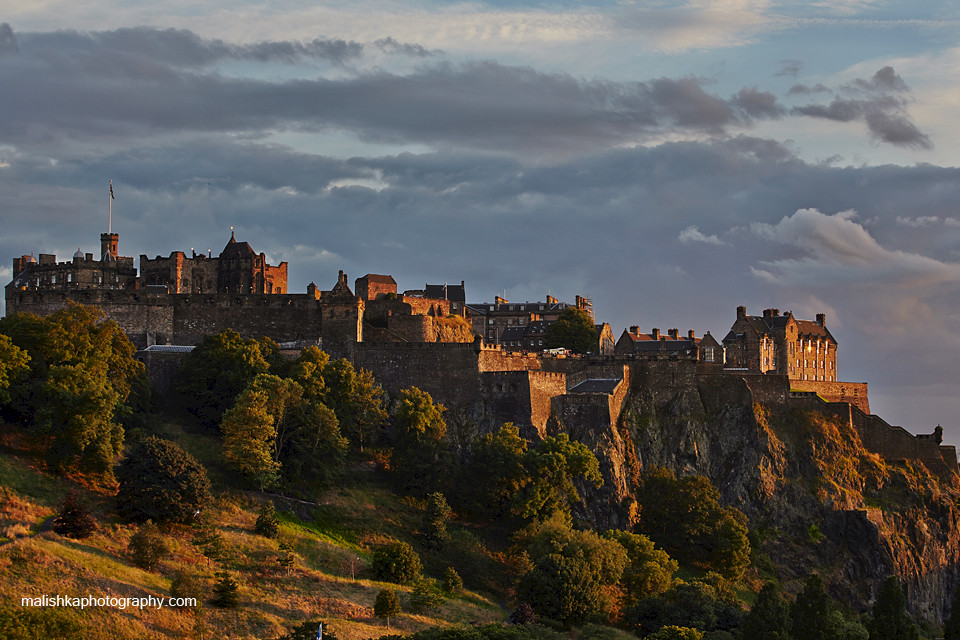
[0,421,508,640]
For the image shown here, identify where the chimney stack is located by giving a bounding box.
[668,328,679,339]
[629,326,640,336]
[688,329,695,340]
[736,305,747,320]
[816,313,826,326]
[652,328,660,340]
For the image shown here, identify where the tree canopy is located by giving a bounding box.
[544,308,596,354]
[116,436,212,524]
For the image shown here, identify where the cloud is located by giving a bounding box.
[776,59,802,78]
[787,83,831,96]
[790,66,932,149]
[0,23,17,55]
[750,208,960,287]
[678,225,725,245]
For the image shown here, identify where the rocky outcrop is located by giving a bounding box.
[567,374,960,623]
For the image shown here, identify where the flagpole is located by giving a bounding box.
[108,180,113,233]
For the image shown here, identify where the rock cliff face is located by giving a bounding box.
[568,378,960,623]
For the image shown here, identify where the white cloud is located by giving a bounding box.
[895,215,940,227]
[678,225,725,245]
[750,208,960,287]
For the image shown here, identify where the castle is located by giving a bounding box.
[5,230,955,477]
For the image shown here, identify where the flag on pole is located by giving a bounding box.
[110,181,115,199]
[315,622,323,640]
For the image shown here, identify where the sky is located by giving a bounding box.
[2,1,960,441]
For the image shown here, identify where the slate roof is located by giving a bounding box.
[424,283,465,302]
[360,274,397,285]
[220,233,256,259]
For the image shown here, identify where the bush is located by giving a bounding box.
[410,578,446,612]
[0,606,84,640]
[277,620,340,640]
[374,589,402,627]
[255,502,280,538]
[509,602,537,625]
[372,541,423,584]
[53,490,97,539]
[443,567,464,595]
[211,571,240,608]
[117,436,212,524]
[129,521,170,570]
[170,568,205,604]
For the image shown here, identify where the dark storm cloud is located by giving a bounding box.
[0,29,789,156]
[790,66,931,149]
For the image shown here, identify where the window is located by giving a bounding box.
[703,347,714,362]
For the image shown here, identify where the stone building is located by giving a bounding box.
[139,231,287,294]
[355,274,397,300]
[7,233,138,294]
[722,306,837,382]
[615,326,722,363]
[466,294,592,345]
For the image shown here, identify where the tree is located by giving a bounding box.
[425,492,453,546]
[443,567,464,595]
[646,628,703,640]
[628,579,738,637]
[544,308,596,355]
[512,433,603,521]
[278,620,340,640]
[790,573,870,640]
[116,436,212,524]
[317,357,387,452]
[602,530,677,608]
[175,329,271,429]
[637,469,750,580]
[516,512,628,625]
[170,568,205,604]
[463,422,529,518]
[52,490,98,539]
[867,576,919,640]
[254,502,280,538]
[391,387,447,493]
[410,577,446,612]
[741,582,791,640]
[372,541,423,584]
[374,589,401,628]
[128,521,170,570]
[211,572,240,608]
[0,334,29,406]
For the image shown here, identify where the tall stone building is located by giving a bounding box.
[7,233,137,293]
[722,306,837,382]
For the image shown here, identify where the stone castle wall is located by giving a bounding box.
[790,379,869,413]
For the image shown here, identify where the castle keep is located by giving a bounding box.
[5,231,955,476]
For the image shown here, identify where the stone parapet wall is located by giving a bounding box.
[790,379,869,413]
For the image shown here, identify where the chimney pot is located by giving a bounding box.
[737,305,747,320]
[816,313,826,326]
[652,328,660,340]
[688,329,695,339]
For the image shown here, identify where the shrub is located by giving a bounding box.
[425,492,453,546]
[0,606,84,640]
[443,567,464,595]
[129,521,170,570]
[255,502,280,538]
[509,602,536,625]
[116,436,212,524]
[374,589,401,627]
[372,541,423,584]
[53,490,97,539]
[211,572,240,608]
[278,620,340,640]
[409,577,446,612]
[170,568,204,605]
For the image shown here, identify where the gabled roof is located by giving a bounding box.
[425,283,465,302]
[360,274,396,285]
[795,319,836,343]
[220,233,256,259]
[500,326,526,341]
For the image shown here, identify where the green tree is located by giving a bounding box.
[1,305,146,475]
[0,334,29,405]
[867,576,919,640]
[254,502,280,538]
[602,530,677,608]
[410,577,446,612]
[52,490,98,539]
[647,627,703,640]
[741,582,791,640]
[464,422,529,518]
[374,589,402,628]
[372,541,423,584]
[544,308,596,354]
[516,512,628,625]
[277,620,340,640]
[0,607,84,640]
[425,492,453,546]
[791,573,867,640]
[512,433,603,521]
[129,520,170,570]
[169,568,205,604]
[319,357,387,452]
[443,567,464,595]
[637,469,750,579]
[116,436,212,524]
[391,387,447,493]
[211,571,240,608]
[628,579,740,637]
[175,329,271,429]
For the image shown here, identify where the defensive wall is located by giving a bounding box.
[789,392,958,477]
[790,379,870,414]
[481,370,568,439]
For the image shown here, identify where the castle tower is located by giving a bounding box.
[100,233,119,260]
